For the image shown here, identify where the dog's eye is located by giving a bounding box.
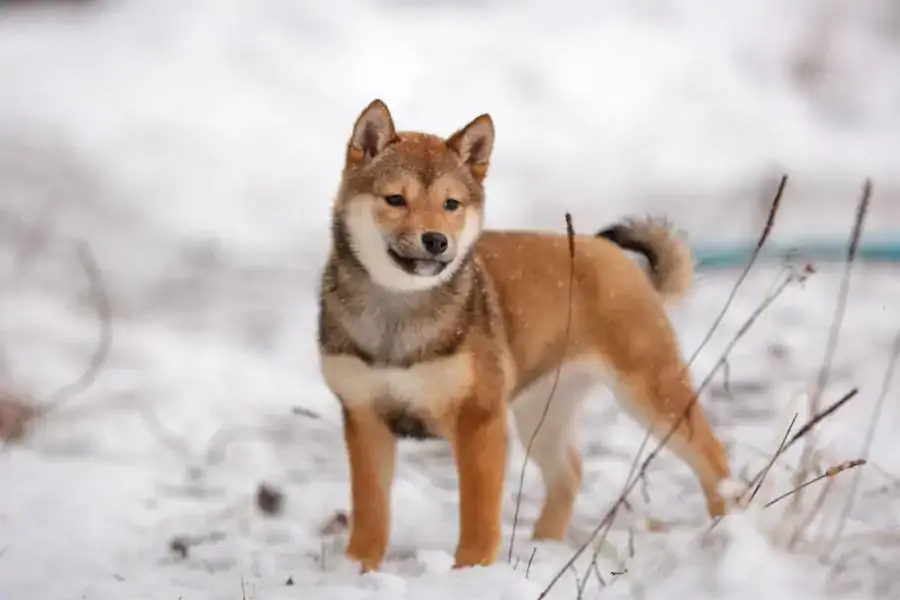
[443,198,461,211]
[384,195,407,207]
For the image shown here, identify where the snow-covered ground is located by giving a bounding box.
[1,0,899,598]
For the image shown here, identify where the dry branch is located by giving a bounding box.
[764,459,866,509]
[0,242,111,445]
[508,212,577,561]
[44,242,112,411]
[782,388,858,455]
[685,174,788,368]
[794,179,871,507]
[746,412,798,504]
[738,387,859,500]
[524,547,538,579]
[578,431,653,591]
[827,332,900,553]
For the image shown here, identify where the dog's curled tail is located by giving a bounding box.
[597,216,694,304]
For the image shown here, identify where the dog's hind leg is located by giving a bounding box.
[511,361,599,541]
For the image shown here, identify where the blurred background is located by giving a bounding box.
[1,1,899,598]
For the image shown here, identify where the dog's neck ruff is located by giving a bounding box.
[323,221,481,367]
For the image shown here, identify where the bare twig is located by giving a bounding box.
[44,242,112,411]
[577,431,653,591]
[638,471,651,504]
[577,511,617,594]
[524,547,537,579]
[695,274,794,398]
[508,213,577,561]
[709,390,856,533]
[568,564,582,599]
[765,460,865,509]
[827,332,900,553]
[810,180,870,409]
[721,358,734,404]
[590,558,607,588]
[782,388,858,455]
[747,413,798,504]
[738,388,858,506]
[685,174,787,369]
[1,242,111,445]
[794,179,871,506]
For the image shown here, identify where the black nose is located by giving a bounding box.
[420,231,448,256]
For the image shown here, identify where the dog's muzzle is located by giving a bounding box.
[387,247,451,277]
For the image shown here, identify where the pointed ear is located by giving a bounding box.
[347,99,398,168]
[447,114,494,183]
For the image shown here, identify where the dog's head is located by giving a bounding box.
[333,99,494,292]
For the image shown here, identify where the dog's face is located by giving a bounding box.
[335,100,494,292]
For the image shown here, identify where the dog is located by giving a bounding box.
[317,99,732,572]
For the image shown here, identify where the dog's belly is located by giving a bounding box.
[380,406,438,440]
[320,352,474,439]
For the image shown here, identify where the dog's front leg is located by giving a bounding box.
[451,399,508,568]
[342,405,397,572]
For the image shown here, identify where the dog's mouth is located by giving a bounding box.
[387,248,449,277]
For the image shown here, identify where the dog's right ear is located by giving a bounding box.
[346,99,398,168]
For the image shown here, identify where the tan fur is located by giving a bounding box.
[317,99,732,572]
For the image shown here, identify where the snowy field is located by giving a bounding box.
[1,0,900,598]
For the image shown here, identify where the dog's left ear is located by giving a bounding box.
[447,114,494,183]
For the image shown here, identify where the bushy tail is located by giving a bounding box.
[596,216,694,303]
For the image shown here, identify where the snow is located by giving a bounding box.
[1,0,899,598]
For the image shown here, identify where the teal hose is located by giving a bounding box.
[693,238,900,269]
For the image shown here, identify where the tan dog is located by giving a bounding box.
[317,99,731,572]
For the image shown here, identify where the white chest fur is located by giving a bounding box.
[320,352,474,416]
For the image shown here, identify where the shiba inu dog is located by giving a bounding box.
[317,99,732,572]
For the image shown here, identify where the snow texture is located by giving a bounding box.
[1,0,899,598]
